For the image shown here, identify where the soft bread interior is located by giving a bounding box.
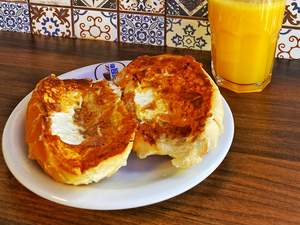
[115,55,224,169]
[133,70,224,168]
[26,76,136,185]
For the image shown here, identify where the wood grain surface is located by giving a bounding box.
[0,31,299,225]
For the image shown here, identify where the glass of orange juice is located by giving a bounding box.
[208,0,286,93]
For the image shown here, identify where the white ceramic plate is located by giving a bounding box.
[2,61,234,210]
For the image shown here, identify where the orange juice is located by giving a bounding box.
[208,0,286,93]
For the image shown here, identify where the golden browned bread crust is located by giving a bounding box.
[116,54,224,168]
[26,75,136,185]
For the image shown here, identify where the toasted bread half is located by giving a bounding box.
[115,54,224,168]
[26,75,136,185]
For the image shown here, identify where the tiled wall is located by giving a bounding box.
[0,0,299,59]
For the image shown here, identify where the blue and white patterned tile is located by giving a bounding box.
[167,0,207,18]
[0,2,30,33]
[120,13,164,46]
[283,0,300,28]
[276,28,300,59]
[30,5,72,37]
[119,0,165,14]
[30,0,71,6]
[166,18,210,50]
[73,0,116,10]
[73,9,117,41]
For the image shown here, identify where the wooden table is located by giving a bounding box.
[0,31,299,225]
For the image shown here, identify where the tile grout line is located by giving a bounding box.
[28,2,71,9]
[70,0,75,38]
[27,2,119,11]
[117,0,120,45]
[118,9,164,17]
[167,15,208,21]
[164,0,167,47]
[73,5,117,12]
[27,0,34,35]
[281,25,300,30]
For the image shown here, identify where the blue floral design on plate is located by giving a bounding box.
[94,62,127,80]
[0,2,30,33]
[120,13,165,46]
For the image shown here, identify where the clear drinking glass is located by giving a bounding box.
[208,0,286,93]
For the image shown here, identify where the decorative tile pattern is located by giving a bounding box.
[120,13,164,46]
[0,0,299,60]
[73,0,116,9]
[30,5,72,37]
[167,0,207,18]
[166,18,210,50]
[73,9,117,41]
[30,0,71,6]
[283,0,300,28]
[0,2,30,33]
[284,0,300,27]
[276,28,300,59]
[119,0,165,14]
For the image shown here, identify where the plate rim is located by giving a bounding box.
[2,61,234,210]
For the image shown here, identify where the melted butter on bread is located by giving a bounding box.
[108,81,122,98]
[50,91,85,145]
[51,109,84,145]
[26,75,136,185]
[116,54,224,168]
[134,88,153,107]
[134,87,168,122]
